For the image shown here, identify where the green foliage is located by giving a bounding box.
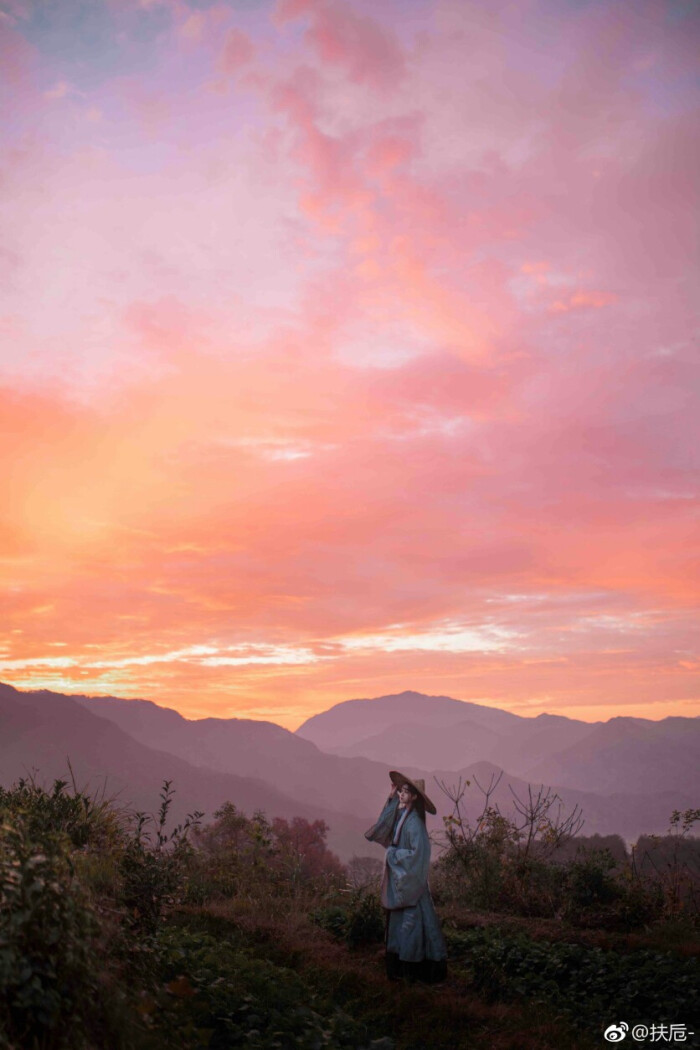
[345,890,385,948]
[313,889,385,948]
[188,803,344,905]
[562,848,662,929]
[0,774,121,850]
[120,781,202,934]
[2,771,696,1050]
[446,927,700,1033]
[435,827,569,917]
[0,776,202,1049]
[435,797,698,931]
[0,788,101,1049]
[313,904,350,940]
[147,926,391,1050]
[549,833,629,867]
[633,810,700,920]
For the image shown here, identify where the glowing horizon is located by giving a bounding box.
[1,0,698,731]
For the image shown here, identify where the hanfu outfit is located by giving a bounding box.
[365,791,447,982]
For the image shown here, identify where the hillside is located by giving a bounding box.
[5,683,694,843]
[75,689,696,838]
[524,716,700,795]
[296,690,698,797]
[0,683,367,859]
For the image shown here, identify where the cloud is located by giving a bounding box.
[305,3,404,89]
[218,28,255,75]
[43,79,70,99]
[0,0,697,723]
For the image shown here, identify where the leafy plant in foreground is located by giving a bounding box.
[446,927,700,1033]
[0,801,100,1048]
[148,926,393,1050]
[120,780,203,934]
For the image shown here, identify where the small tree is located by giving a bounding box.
[436,771,583,913]
[271,816,345,882]
[438,771,583,862]
[632,808,700,919]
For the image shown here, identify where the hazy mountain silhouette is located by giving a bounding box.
[74,689,696,840]
[296,690,526,750]
[524,716,700,795]
[296,691,698,793]
[323,707,595,774]
[71,693,394,820]
[2,682,696,850]
[330,718,505,769]
[0,683,367,858]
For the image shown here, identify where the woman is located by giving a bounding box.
[365,770,447,983]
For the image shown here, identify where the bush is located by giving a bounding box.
[189,804,345,904]
[633,816,700,920]
[0,795,101,1048]
[446,927,700,1034]
[0,776,122,851]
[313,889,385,948]
[148,926,389,1049]
[563,849,662,929]
[433,814,678,931]
[119,781,202,934]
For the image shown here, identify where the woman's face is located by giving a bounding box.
[398,783,417,809]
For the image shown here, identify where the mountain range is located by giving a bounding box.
[297,691,699,796]
[1,683,697,858]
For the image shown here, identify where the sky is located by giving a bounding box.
[0,0,698,729]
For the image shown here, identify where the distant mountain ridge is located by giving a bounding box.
[296,690,699,795]
[1,683,697,854]
[0,683,368,859]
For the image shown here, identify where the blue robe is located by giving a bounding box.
[365,796,447,969]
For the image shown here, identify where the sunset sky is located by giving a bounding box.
[1,0,698,728]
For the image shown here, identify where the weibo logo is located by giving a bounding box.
[604,1023,629,1042]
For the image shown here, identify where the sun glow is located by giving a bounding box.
[0,0,697,724]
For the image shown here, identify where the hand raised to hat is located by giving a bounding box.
[389,779,398,799]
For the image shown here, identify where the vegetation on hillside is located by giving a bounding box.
[0,774,698,1050]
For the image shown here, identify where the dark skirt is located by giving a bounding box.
[385,950,447,984]
[384,904,447,984]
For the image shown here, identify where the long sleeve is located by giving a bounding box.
[384,812,430,908]
[364,795,399,848]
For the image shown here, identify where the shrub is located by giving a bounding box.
[446,927,700,1034]
[119,781,202,934]
[0,805,100,1048]
[562,849,662,929]
[148,926,389,1049]
[345,889,385,947]
[346,855,383,891]
[633,811,700,920]
[312,889,385,948]
[189,805,345,904]
[0,775,122,851]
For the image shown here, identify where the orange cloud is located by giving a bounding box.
[0,0,697,724]
[549,290,618,314]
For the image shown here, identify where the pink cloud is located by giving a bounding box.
[306,3,404,89]
[219,28,255,76]
[0,0,697,723]
[548,290,618,314]
[275,0,404,89]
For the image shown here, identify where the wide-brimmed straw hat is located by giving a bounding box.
[390,770,437,815]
